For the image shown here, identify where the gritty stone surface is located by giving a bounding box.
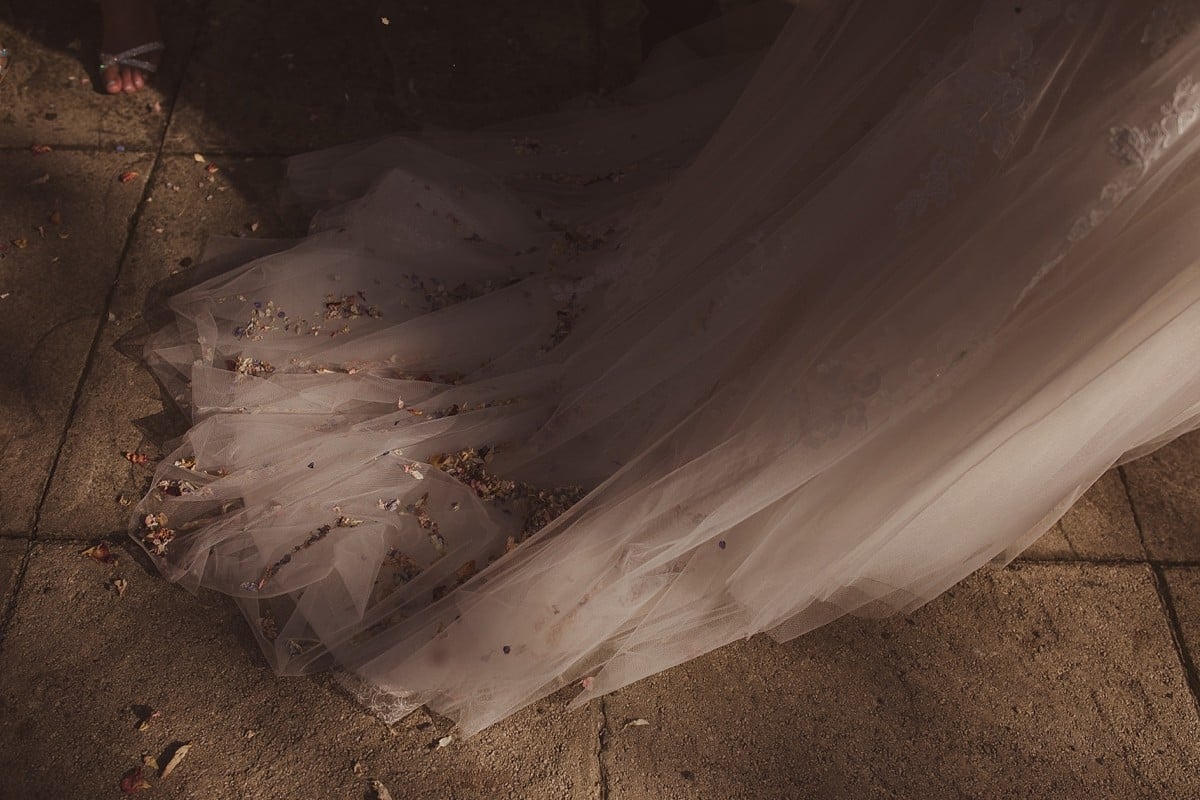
[0,1,200,150]
[1123,431,1200,561]
[0,150,151,535]
[603,564,1200,800]
[37,155,306,538]
[1022,469,1144,561]
[1162,567,1200,676]
[0,539,27,612]
[0,543,601,799]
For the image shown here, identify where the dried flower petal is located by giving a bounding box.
[118,170,139,184]
[229,356,275,377]
[82,542,118,565]
[367,779,394,800]
[119,767,151,794]
[135,709,161,732]
[160,742,191,777]
[142,527,175,556]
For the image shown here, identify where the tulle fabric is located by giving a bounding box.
[138,0,1200,734]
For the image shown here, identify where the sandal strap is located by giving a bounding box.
[0,47,10,58]
[100,41,165,73]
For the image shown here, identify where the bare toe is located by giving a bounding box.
[100,0,162,96]
[103,64,123,94]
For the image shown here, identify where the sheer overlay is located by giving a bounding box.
[138,0,1200,734]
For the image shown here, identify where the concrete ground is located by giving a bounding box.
[3,2,1200,798]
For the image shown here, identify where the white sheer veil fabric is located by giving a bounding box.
[139,0,1200,734]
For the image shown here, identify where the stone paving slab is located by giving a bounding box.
[1123,431,1200,561]
[1021,469,1144,561]
[0,0,200,150]
[38,154,306,538]
[602,563,1200,800]
[0,149,150,536]
[1161,567,1200,676]
[0,542,602,799]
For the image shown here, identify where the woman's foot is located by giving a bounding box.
[0,42,10,87]
[100,0,163,94]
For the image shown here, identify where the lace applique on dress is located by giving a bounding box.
[795,356,883,447]
[335,670,421,725]
[1017,75,1200,305]
[1084,76,1200,229]
[895,0,1096,228]
[1142,0,1200,58]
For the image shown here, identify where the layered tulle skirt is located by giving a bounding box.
[137,0,1200,733]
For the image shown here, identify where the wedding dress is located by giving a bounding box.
[137,0,1200,735]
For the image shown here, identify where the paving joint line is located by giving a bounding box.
[596,695,611,800]
[0,157,161,657]
[0,6,209,656]
[1117,462,1200,720]
[1012,555,1200,568]
[0,539,35,651]
[0,145,311,159]
[1148,564,1200,721]
[27,136,169,542]
[1117,465,1151,559]
[0,144,156,155]
[4,533,125,545]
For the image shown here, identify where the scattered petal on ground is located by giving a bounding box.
[160,741,192,777]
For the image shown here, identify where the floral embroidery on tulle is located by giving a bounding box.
[1081,75,1200,231]
[335,670,421,725]
[1142,0,1200,57]
[795,356,883,447]
[896,0,1097,228]
[1017,75,1200,305]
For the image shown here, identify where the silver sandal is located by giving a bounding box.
[99,41,165,75]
